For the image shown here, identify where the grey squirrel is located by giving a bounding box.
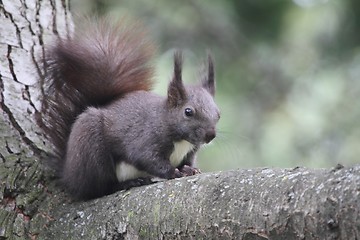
[41,18,220,200]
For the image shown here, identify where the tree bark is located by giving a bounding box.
[0,0,71,239]
[38,166,360,240]
[1,1,360,240]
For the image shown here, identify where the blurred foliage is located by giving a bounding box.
[71,0,360,171]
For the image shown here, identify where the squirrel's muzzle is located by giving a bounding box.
[205,129,216,143]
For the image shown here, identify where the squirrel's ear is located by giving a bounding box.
[167,51,187,107]
[201,53,215,96]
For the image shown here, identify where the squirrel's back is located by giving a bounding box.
[41,18,155,166]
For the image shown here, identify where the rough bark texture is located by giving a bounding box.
[1,0,360,240]
[0,0,71,239]
[38,166,360,240]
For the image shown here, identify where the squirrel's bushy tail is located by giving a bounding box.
[40,18,155,169]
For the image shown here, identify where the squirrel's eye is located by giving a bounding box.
[184,108,194,117]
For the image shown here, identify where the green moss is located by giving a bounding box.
[127,210,134,219]
[152,203,161,223]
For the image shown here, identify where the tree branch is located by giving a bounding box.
[40,165,360,239]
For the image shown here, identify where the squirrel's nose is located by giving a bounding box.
[205,129,216,143]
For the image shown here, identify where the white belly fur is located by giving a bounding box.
[116,162,148,182]
[169,140,195,167]
[116,140,194,182]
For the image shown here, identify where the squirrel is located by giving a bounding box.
[40,18,220,200]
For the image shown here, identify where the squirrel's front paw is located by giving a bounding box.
[174,168,185,178]
[180,165,201,176]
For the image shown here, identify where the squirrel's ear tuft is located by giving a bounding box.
[201,53,215,96]
[167,51,187,107]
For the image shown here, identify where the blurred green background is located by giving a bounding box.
[71,0,360,171]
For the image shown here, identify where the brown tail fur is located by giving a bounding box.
[40,18,155,170]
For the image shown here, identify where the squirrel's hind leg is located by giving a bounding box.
[61,108,118,200]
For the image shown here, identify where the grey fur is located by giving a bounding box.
[63,74,220,200]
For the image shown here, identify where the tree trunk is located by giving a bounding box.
[0,0,72,239]
[1,1,360,240]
